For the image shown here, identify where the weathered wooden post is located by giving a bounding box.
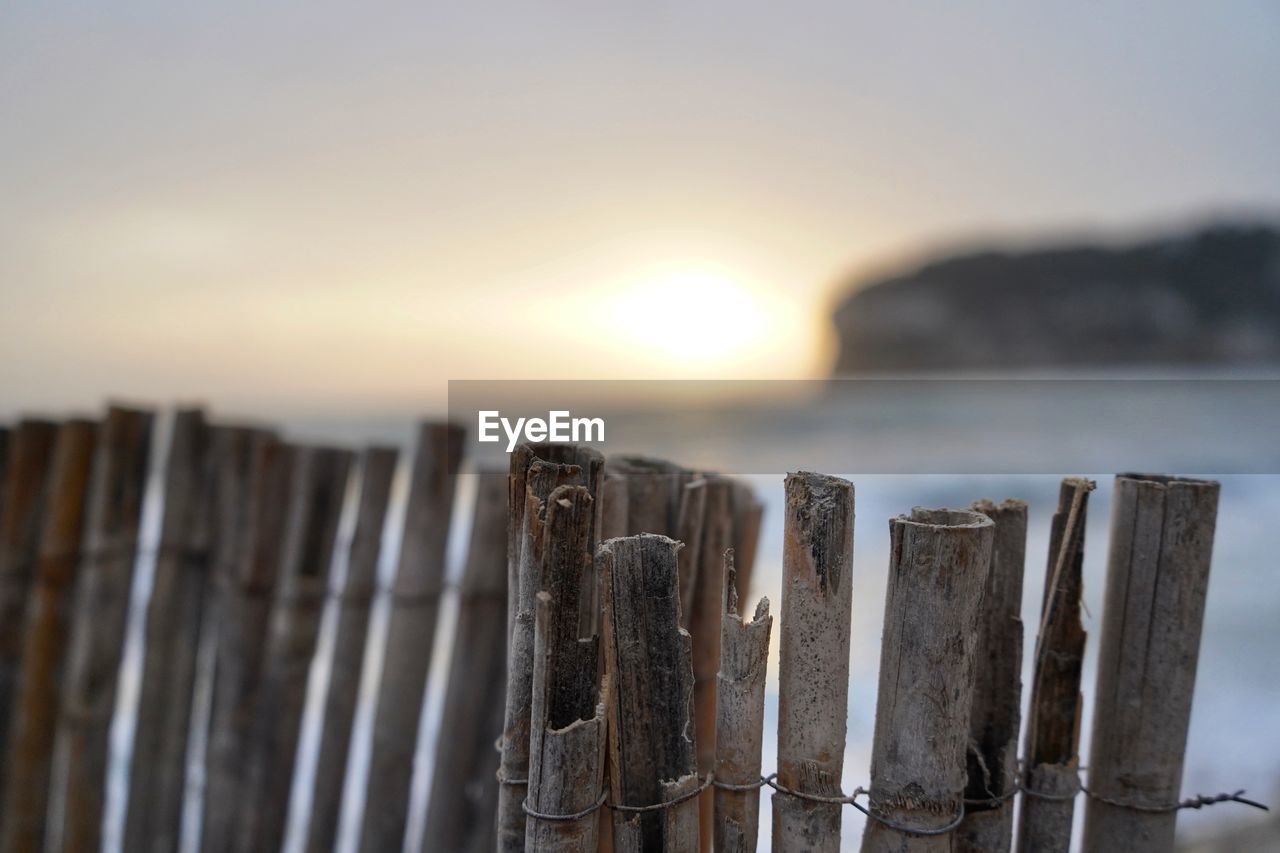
[1017,478,1092,853]
[714,551,772,853]
[1082,474,1220,851]
[304,446,396,853]
[861,507,993,853]
[599,534,701,852]
[238,445,352,853]
[57,405,154,853]
[200,434,293,853]
[0,419,58,802]
[423,470,508,852]
[124,409,222,853]
[774,472,854,853]
[358,423,463,853]
[0,420,96,853]
[956,498,1027,853]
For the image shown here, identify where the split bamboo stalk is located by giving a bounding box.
[599,533,700,852]
[304,446,396,853]
[525,486,607,851]
[200,435,294,853]
[599,456,685,541]
[0,419,58,802]
[714,551,772,853]
[358,423,463,853]
[1082,474,1219,852]
[423,470,508,852]
[956,498,1028,853]
[56,405,154,853]
[496,445,602,853]
[730,481,764,602]
[862,507,993,853]
[0,420,96,853]
[238,445,352,853]
[1016,478,1092,853]
[774,472,854,853]
[123,409,220,853]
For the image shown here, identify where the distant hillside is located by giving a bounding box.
[832,223,1280,372]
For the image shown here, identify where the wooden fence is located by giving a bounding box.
[0,406,1262,852]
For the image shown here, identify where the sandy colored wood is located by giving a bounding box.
[861,507,993,853]
[56,405,154,853]
[304,446,396,853]
[358,423,463,853]
[200,435,294,853]
[423,471,508,853]
[730,481,764,602]
[599,534,699,852]
[0,420,96,853]
[1016,478,1092,853]
[1082,474,1219,852]
[956,498,1027,853]
[715,552,772,853]
[0,419,58,808]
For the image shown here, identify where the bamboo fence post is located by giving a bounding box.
[773,472,854,853]
[56,405,154,853]
[714,551,772,853]
[238,445,352,853]
[1082,474,1220,852]
[496,444,602,852]
[730,481,764,602]
[123,409,218,853]
[304,446,396,853]
[358,423,463,853]
[599,533,700,852]
[423,470,507,852]
[956,498,1028,853]
[862,507,993,853]
[0,419,58,802]
[525,486,607,851]
[0,420,96,853]
[200,435,294,853]
[1017,479,1092,853]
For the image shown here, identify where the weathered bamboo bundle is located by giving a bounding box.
[861,507,993,853]
[0,419,58,806]
[599,533,700,852]
[956,498,1028,853]
[423,470,508,852]
[56,405,154,853]
[774,472,854,853]
[358,423,463,853]
[1017,478,1092,853]
[304,446,396,853]
[496,443,602,852]
[1082,474,1220,852]
[238,445,352,853]
[0,420,96,853]
[200,434,293,853]
[714,551,771,853]
[124,410,222,853]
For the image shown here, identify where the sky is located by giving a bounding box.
[2,1,1278,416]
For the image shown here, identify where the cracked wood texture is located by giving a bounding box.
[305,446,397,853]
[0,420,96,853]
[862,507,993,853]
[424,470,508,853]
[715,552,772,853]
[774,472,854,853]
[496,443,601,853]
[1017,478,1092,853]
[600,534,700,852]
[956,498,1027,853]
[358,423,463,853]
[1082,474,1219,852]
[57,405,154,853]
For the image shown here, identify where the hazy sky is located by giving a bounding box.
[2,2,1277,415]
